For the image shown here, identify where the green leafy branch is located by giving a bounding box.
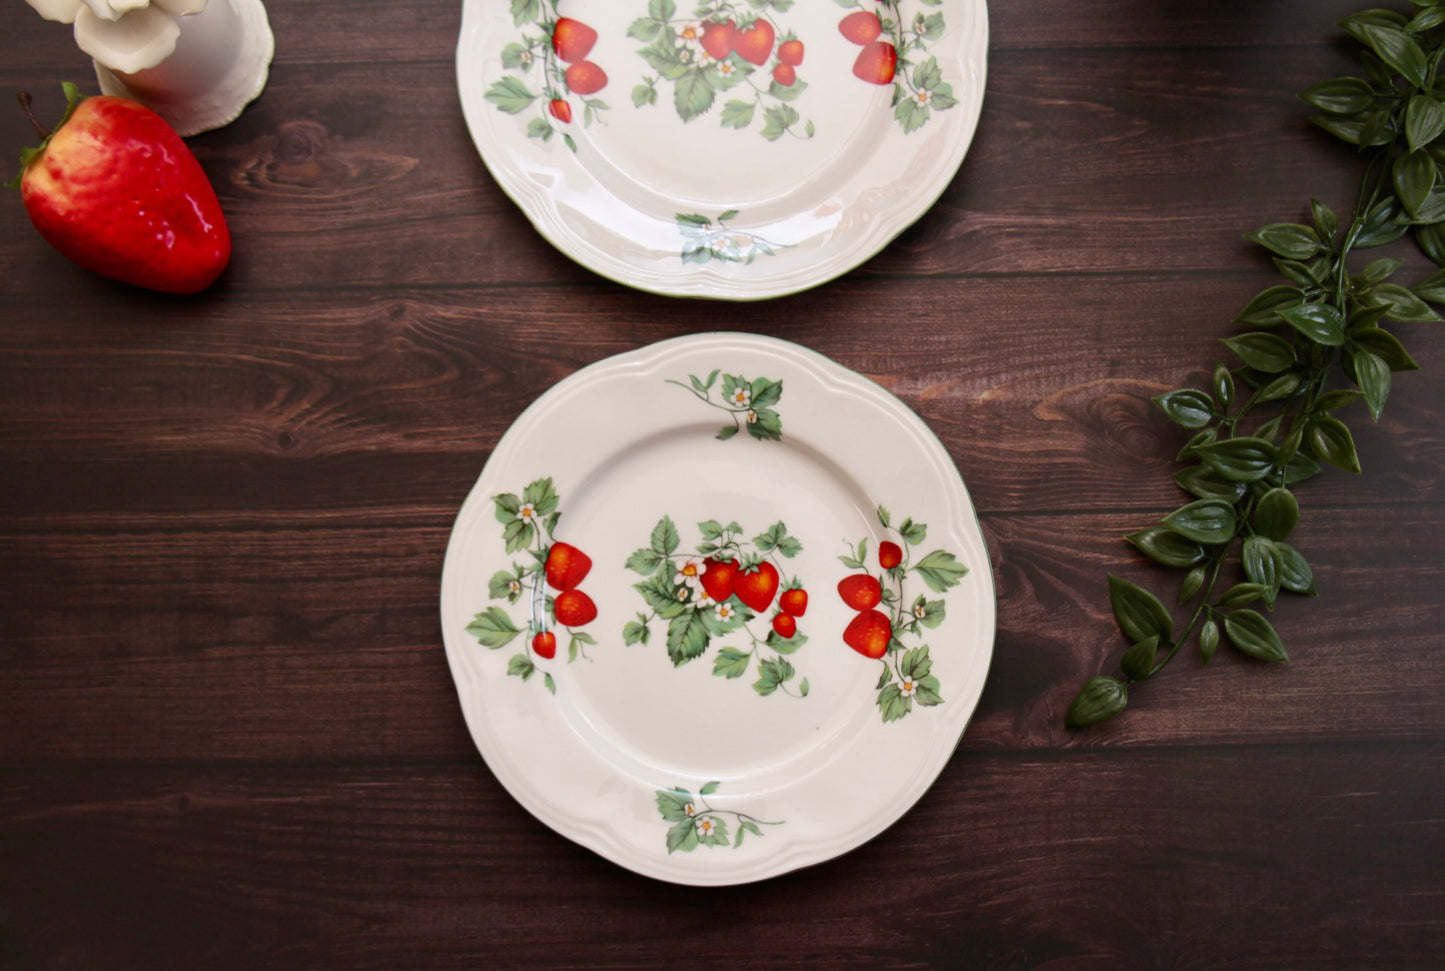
[485,0,609,152]
[655,780,783,853]
[667,369,784,439]
[1067,5,1441,729]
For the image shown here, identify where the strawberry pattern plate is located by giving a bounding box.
[455,1,989,299]
[439,333,995,884]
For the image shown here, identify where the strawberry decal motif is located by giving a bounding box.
[673,210,788,266]
[668,369,783,441]
[484,3,611,152]
[838,505,969,722]
[836,0,958,133]
[655,781,782,853]
[466,476,600,693]
[624,517,811,698]
[629,0,815,141]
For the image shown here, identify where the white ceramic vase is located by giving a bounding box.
[27,0,274,136]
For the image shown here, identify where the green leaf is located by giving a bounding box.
[484,75,538,114]
[1277,303,1346,346]
[1065,677,1128,728]
[1200,618,1220,663]
[651,515,680,556]
[1213,362,1236,410]
[1180,564,1206,604]
[1222,332,1296,373]
[506,653,535,680]
[720,99,755,129]
[665,818,698,854]
[1300,77,1375,115]
[1362,282,1441,322]
[666,611,710,666]
[622,620,647,646]
[1174,464,1247,503]
[1246,223,1321,260]
[1307,416,1362,473]
[1191,437,1279,482]
[913,549,968,592]
[465,607,522,649]
[761,103,800,141]
[1356,22,1428,89]
[509,0,540,26]
[878,683,913,723]
[1161,499,1238,545]
[1218,582,1267,608]
[754,656,794,696]
[1154,389,1216,429]
[1353,196,1408,248]
[1242,535,1282,604]
[1353,348,1392,419]
[1352,327,1419,371]
[1256,373,1302,403]
[1410,265,1445,302]
[712,646,751,679]
[1126,526,1206,568]
[626,548,665,575]
[1223,609,1289,662]
[674,68,716,121]
[900,645,933,680]
[1234,286,1304,326]
[898,518,928,545]
[1254,487,1300,541]
[1120,635,1159,683]
[1394,149,1438,217]
[1108,574,1175,644]
[1407,94,1445,151]
[1275,542,1318,596]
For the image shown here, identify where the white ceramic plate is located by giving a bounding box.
[456,1,989,299]
[440,333,995,884]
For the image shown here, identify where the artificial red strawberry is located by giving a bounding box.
[553,589,597,627]
[548,99,572,123]
[838,574,882,611]
[779,588,808,617]
[734,19,776,66]
[772,612,797,639]
[700,19,736,60]
[532,630,557,659]
[13,84,230,294]
[545,541,592,591]
[772,64,796,87]
[700,557,739,603]
[852,41,898,85]
[839,11,883,45]
[777,39,805,66]
[552,17,597,63]
[734,561,780,612]
[565,60,608,95]
[844,609,892,659]
[879,541,903,570]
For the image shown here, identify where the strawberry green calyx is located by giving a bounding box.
[9,82,82,189]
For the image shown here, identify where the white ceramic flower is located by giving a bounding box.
[715,602,735,622]
[677,556,707,586]
[518,501,536,520]
[27,0,207,74]
[899,678,918,698]
[696,817,717,837]
[683,802,696,817]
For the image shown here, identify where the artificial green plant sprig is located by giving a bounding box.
[1067,4,1443,728]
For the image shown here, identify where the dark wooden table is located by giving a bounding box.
[4,1,1443,967]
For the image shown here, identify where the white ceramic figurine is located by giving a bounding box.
[26,0,274,136]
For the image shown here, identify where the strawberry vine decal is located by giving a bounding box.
[624,516,810,697]
[466,476,599,693]
[629,0,816,141]
[485,2,611,151]
[667,369,783,440]
[835,0,958,133]
[655,781,782,853]
[674,210,788,265]
[837,505,968,722]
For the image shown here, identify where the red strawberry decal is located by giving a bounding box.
[552,17,597,63]
[700,557,740,603]
[553,588,597,627]
[772,612,797,639]
[734,561,780,612]
[779,588,808,617]
[839,11,883,45]
[531,630,557,659]
[565,60,608,95]
[700,19,735,60]
[777,39,805,66]
[548,99,572,123]
[837,574,882,611]
[545,541,592,591]
[879,541,903,570]
[843,609,892,659]
[852,41,897,85]
[14,86,230,294]
[733,19,776,66]
[772,64,796,87]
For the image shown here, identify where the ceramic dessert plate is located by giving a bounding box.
[439,334,995,884]
[455,1,989,298]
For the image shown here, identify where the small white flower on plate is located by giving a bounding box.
[715,602,736,622]
[729,385,750,408]
[900,678,918,698]
[683,802,697,817]
[696,817,718,837]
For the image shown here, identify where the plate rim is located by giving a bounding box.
[439,332,996,885]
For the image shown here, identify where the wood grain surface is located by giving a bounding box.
[2,1,1442,967]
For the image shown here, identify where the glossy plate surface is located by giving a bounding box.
[440,333,995,884]
[456,1,989,299]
